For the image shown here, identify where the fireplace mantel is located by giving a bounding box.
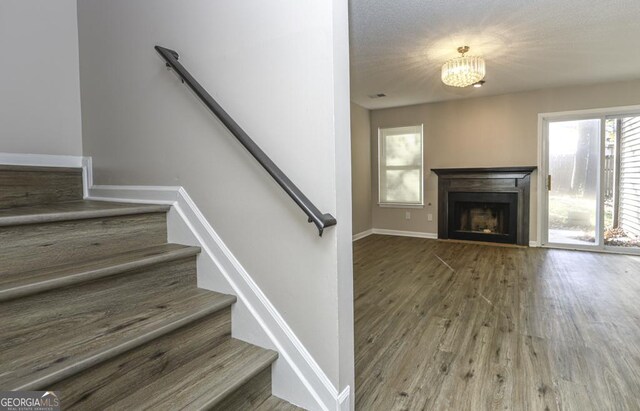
[432,166,536,246]
[431,166,536,177]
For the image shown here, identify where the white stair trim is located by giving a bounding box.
[87,184,346,411]
[0,152,85,168]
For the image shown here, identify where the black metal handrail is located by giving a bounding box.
[155,46,337,236]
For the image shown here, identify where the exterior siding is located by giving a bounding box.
[619,116,640,237]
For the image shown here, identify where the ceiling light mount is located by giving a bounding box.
[441,46,486,88]
[457,46,470,55]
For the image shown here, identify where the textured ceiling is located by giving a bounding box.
[349,0,640,109]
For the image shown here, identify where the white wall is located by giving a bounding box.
[77,0,353,406]
[0,0,82,156]
[350,102,372,235]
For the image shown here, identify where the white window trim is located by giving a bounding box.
[377,124,425,207]
[378,203,425,209]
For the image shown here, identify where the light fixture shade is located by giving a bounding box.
[441,55,486,88]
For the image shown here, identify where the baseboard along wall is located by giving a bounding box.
[353,228,438,241]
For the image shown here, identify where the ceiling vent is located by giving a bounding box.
[368,93,387,99]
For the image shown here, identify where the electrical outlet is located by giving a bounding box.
[427,213,433,221]
[405,211,411,220]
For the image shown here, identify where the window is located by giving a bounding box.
[378,125,424,206]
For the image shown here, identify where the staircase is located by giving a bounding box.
[0,165,301,410]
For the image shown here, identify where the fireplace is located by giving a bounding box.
[448,192,518,244]
[432,167,536,245]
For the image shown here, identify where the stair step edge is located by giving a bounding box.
[255,396,306,411]
[111,340,278,410]
[13,293,237,391]
[0,245,202,303]
[0,203,171,227]
[206,348,279,408]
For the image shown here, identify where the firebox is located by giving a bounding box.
[448,192,518,244]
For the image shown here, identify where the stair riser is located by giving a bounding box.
[212,367,272,411]
[1,257,198,349]
[0,166,83,209]
[52,308,232,410]
[0,212,167,276]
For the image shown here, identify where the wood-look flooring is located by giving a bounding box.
[0,165,82,209]
[354,235,640,410]
[0,166,299,409]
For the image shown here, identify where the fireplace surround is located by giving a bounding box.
[432,167,536,246]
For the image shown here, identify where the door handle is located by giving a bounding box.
[547,175,552,191]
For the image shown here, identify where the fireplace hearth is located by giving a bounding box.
[432,167,535,245]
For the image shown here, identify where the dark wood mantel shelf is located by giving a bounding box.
[431,166,536,176]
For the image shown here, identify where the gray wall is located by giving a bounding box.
[350,103,372,235]
[77,0,353,394]
[0,0,82,156]
[370,79,640,241]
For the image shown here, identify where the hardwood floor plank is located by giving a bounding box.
[354,235,640,410]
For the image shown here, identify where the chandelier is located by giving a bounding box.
[441,46,486,88]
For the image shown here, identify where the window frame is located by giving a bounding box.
[377,124,425,208]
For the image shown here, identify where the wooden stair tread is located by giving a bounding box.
[108,338,278,410]
[0,288,236,390]
[0,243,201,302]
[0,200,170,227]
[255,396,306,411]
[0,165,81,173]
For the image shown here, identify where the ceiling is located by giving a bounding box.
[349,0,640,109]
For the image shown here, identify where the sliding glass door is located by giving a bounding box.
[546,119,601,247]
[542,109,640,252]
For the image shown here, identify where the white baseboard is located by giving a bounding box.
[352,229,373,241]
[88,184,181,205]
[338,386,351,411]
[87,184,346,411]
[371,228,540,247]
[81,157,93,199]
[0,152,85,168]
[371,228,438,239]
